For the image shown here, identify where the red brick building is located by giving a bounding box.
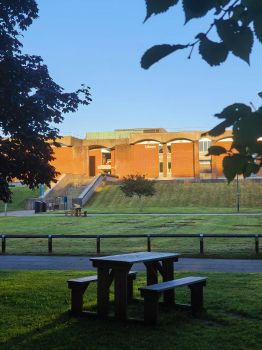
[51,128,236,179]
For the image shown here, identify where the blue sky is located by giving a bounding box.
[22,0,262,138]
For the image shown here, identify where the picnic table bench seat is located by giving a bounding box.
[139,276,207,325]
[68,271,137,316]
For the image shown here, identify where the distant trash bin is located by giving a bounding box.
[34,201,42,213]
[34,201,47,213]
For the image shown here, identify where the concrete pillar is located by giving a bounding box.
[193,141,200,179]
[163,144,167,177]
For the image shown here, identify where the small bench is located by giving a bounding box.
[139,276,207,325]
[68,271,137,316]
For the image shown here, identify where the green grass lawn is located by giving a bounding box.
[0,186,39,212]
[0,270,262,350]
[1,215,262,258]
[86,181,262,213]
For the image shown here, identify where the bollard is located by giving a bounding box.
[200,234,204,255]
[96,235,101,255]
[255,235,259,254]
[147,235,151,252]
[48,235,53,254]
[2,235,6,254]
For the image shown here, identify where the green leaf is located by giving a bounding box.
[183,0,215,22]
[214,1,231,15]
[242,0,262,15]
[141,44,187,69]
[217,0,231,5]
[207,145,228,156]
[247,141,262,155]
[216,19,253,64]
[254,13,262,43]
[207,120,232,136]
[233,112,262,146]
[144,0,179,22]
[257,106,262,115]
[232,4,246,21]
[243,162,260,177]
[198,35,228,66]
[214,103,252,122]
[223,154,246,182]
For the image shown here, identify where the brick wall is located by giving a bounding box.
[131,144,159,178]
[171,143,195,177]
[114,144,132,178]
[52,146,87,175]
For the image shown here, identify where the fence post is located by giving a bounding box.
[147,235,151,252]
[255,235,259,254]
[48,235,52,254]
[200,234,204,255]
[96,235,101,255]
[2,235,6,254]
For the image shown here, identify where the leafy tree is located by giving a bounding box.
[0,0,91,202]
[141,0,262,182]
[120,175,156,210]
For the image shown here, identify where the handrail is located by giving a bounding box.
[77,174,104,206]
[1,233,261,255]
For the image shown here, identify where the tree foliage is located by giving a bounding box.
[0,1,91,202]
[141,0,262,182]
[142,0,262,68]
[120,175,156,199]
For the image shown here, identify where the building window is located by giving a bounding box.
[199,139,211,152]
[159,162,163,173]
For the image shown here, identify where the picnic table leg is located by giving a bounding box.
[144,262,158,285]
[143,291,160,325]
[189,282,205,315]
[162,258,175,305]
[70,285,88,316]
[97,267,110,318]
[114,268,130,320]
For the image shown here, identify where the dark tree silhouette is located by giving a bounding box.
[141,0,262,182]
[0,1,91,202]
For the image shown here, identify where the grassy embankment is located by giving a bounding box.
[1,215,262,258]
[0,186,38,212]
[1,181,262,214]
[0,270,262,350]
[86,181,262,213]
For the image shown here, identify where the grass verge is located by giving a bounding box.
[0,270,262,350]
[1,215,262,258]
[0,187,38,212]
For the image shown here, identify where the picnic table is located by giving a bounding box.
[90,251,180,321]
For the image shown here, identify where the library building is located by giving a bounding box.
[51,128,240,180]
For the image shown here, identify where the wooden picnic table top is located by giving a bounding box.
[90,251,180,266]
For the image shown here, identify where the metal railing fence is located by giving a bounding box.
[1,233,261,255]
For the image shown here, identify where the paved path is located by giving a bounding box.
[1,255,262,272]
[1,210,262,217]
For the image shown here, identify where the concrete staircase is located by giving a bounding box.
[43,174,93,209]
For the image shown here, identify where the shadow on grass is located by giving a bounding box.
[2,308,219,350]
